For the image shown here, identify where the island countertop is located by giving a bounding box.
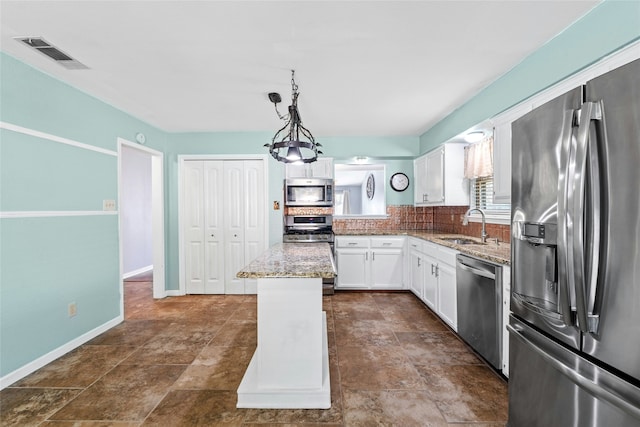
[237,242,337,279]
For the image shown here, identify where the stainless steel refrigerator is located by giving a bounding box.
[509,58,640,426]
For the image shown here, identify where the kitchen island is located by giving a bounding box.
[235,242,336,409]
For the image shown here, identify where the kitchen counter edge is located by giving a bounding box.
[335,230,510,266]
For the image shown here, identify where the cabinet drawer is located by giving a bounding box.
[423,241,439,259]
[408,238,424,253]
[336,237,369,248]
[370,237,405,249]
[438,246,459,267]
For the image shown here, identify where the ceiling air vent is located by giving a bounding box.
[14,37,88,70]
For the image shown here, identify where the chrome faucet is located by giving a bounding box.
[463,208,487,243]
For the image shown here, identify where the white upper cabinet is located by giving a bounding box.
[414,143,468,206]
[492,122,511,204]
[285,157,333,179]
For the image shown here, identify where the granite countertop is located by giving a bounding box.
[335,230,511,265]
[237,242,337,279]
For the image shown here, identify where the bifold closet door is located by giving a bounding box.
[183,160,225,294]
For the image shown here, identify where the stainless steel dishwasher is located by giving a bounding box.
[456,253,503,370]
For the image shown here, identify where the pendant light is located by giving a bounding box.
[264,70,322,163]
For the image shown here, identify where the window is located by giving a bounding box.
[469,176,510,224]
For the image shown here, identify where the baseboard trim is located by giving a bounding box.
[0,315,124,390]
[122,265,153,279]
[165,290,182,297]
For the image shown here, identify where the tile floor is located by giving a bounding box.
[1,280,508,426]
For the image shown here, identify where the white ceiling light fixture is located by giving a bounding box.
[14,36,88,70]
[464,131,485,143]
[265,70,322,164]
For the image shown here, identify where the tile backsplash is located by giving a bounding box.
[332,205,511,243]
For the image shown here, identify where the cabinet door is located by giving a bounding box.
[425,148,444,205]
[285,162,307,178]
[370,249,404,289]
[335,249,369,289]
[409,249,424,298]
[422,254,439,311]
[309,158,333,179]
[413,155,428,205]
[437,261,457,331]
[493,123,511,204]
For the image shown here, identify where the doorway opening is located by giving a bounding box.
[117,138,165,317]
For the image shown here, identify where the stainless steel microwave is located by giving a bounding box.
[284,178,334,207]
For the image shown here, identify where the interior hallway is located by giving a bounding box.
[1,278,508,426]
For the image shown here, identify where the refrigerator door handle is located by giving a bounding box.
[557,109,576,327]
[508,323,640,420]
[572,101,602,334]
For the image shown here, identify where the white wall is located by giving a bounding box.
[361,169,385,215]
[121,145,153,275]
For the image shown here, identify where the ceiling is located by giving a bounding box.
[0,1,599,137]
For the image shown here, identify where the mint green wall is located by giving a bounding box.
[162,133,419,291]
[420,1,640,152]
[0,52,165,377]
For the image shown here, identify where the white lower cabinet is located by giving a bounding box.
[407,237,459,331]
[335,236,405,290]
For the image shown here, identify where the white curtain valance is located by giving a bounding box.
[464,135,494,179]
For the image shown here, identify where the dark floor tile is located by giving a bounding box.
[12,345,136,388]
[334,319,398,347]
[396,331,483,365]
[338,358,426,391]
[414,364,508,423]
[121,329,215,365]
[173,345,254,390]
[209,320,257,347]
[49,364,186,422]
[342,389,447,426]
[0,388,80,426]
[40,421,140,426]
[142,390,245,426]
[87,320,171,347]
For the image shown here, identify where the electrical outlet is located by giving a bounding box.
[103,200,116,211]
[68,302,77,318]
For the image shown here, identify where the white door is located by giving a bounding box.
[183,161,225,294]
[224,161,246,294]
[203,161,225,293]
[409,250,423,298]
[184,161,206,294]
[243,160,265,294]
[422,254,439,311]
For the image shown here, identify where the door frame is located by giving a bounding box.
[117,138,166,302]
[177,154,269,295]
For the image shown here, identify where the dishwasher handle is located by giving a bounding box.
[457,259,496,280]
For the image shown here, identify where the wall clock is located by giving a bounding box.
[390,172,409,192]
[366,174,375,200]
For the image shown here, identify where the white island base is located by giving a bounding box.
[237,277,331,409]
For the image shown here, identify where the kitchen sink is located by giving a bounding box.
[439,237,484,245]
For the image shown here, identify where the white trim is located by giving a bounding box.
[177,154,270,296]
[466,212,511,226]
[0,315,123,390]
[122,264,153,280]
[0,121,118,157]
[117,138,166,303]
[0,210,118,219]
[165,290,182,297]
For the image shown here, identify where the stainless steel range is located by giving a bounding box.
[283,215,335,294]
